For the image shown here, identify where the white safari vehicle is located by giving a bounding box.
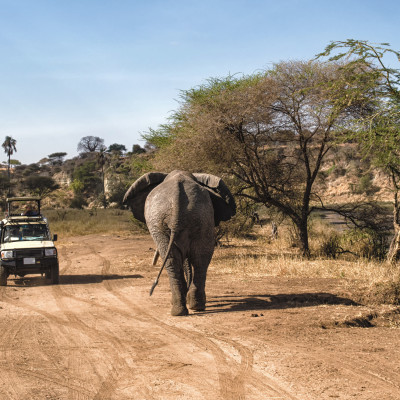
[0,197,59,285]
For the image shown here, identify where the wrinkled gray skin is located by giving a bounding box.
[124,170,236,316]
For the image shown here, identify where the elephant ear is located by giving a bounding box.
[123,172,167,223]
[193,173,236,226]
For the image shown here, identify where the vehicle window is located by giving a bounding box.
[3,224,50,242]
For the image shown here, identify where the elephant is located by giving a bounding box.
[123,170,236,316]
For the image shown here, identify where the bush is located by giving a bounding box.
[352,174,380,195]
[341,228,387,259]
[70,195,87,209]
[319,232,342,258]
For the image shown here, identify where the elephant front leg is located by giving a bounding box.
[166,262,189,316]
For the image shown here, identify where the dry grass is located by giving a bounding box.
[42,208,138,237]
[211,223,400,305]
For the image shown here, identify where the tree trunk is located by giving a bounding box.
[7,153,11,195]
[387,176,400,264]
[387,199,400,263]
[298,219,310,258]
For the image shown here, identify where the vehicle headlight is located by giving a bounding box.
[45,248,57,257]
[1,250,14,259]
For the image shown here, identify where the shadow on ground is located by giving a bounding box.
[9,273,144,287]
[201,292,358,314]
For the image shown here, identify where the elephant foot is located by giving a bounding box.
[187,292,206,311]
[188,303,205,311]
[171,305,189,316]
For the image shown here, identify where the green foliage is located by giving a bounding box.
[352,174,380,195]
[318,40,400,174]
[24,175,59,198]
[142,126,175,150]
[69,194,87,209]
[131,144,146,154]
[319,232,342,259]
[70,179,84,194]
[72,160,102,195]
[48,152,67,165]
[108,143,127,154]
[2,136,17,158]
[342,228,387,259]
[129,155,152,177]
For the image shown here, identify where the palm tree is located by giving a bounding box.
[2,136,17,194]
[97,145,108,208]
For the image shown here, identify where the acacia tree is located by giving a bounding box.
[317,40,400,261]
[48,152,67,166]
[148,61,376,255]
[2,136,17,194]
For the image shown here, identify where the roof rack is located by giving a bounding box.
[6,197,42,217]
[6,215,44,222]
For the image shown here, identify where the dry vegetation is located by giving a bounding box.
[43,208,137,237]
[212,220,400,306]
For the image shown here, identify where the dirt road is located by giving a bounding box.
[0,233,399,399]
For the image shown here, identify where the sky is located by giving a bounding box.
[0,0,399,165]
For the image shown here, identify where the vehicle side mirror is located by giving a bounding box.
[53,234,58,241]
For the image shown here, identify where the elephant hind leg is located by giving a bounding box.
[170,268,189,316]
[187,254,212,311]
[165,253,189,317]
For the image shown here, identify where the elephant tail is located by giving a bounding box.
[154,249,192,291]
[149,232,176,296]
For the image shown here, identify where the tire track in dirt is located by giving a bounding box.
[0,312,30,399]
[53,246,137,399]
[89,241,300,400]
[0,288,95,398]
[274,340,400,394]
[55,242,157,400]
[317,349,400,391]
[0,244,134,399]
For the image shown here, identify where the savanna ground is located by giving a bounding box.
[0,209,399,399]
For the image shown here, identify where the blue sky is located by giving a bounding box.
[0,0,399,165]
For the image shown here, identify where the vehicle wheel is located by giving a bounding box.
[0,265,8,286]
[51,263,59,285]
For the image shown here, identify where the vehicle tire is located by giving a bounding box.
[0,265,8,286]
[51,263,59,285]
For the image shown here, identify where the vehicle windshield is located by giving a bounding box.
[3,224,50,242]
